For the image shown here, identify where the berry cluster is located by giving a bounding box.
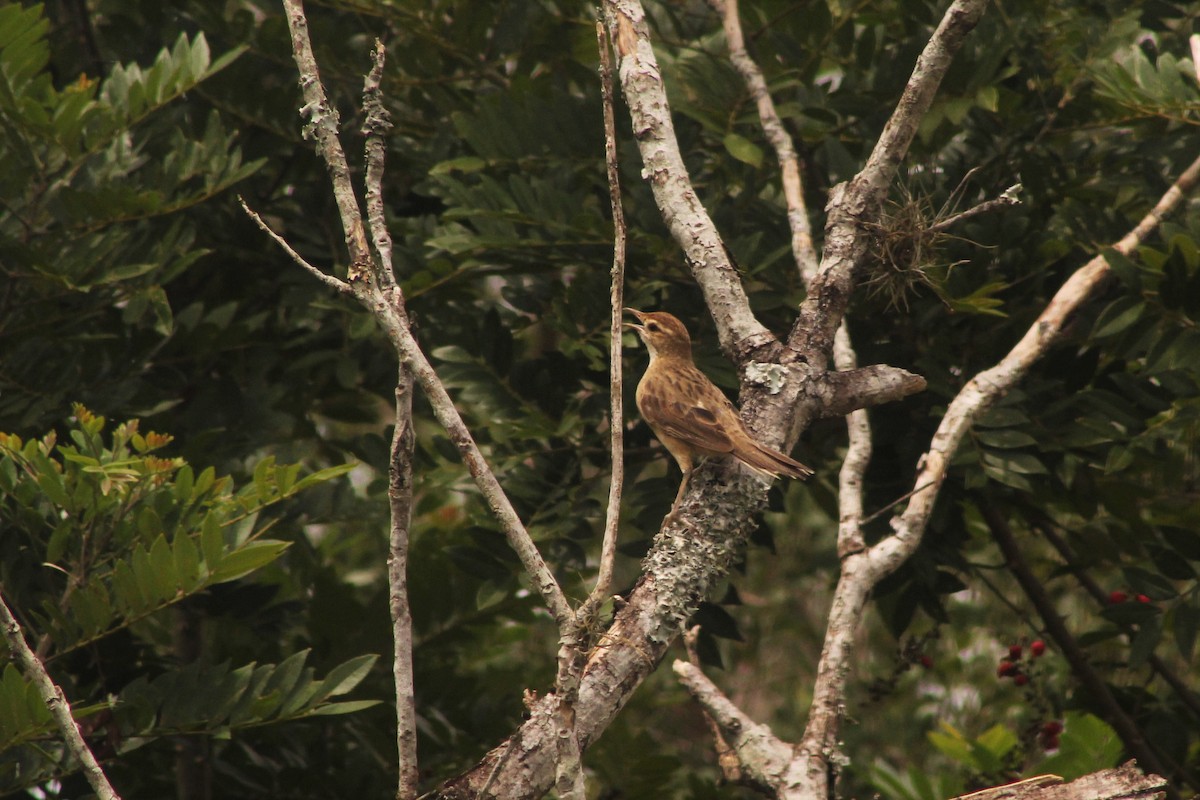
[1038,719,1063,751]
[995,639,1046,686]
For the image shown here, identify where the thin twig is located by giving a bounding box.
[578,18,625,630]
[238,196,352,295]
[277,0,572,628]
[361,39,420,800]
[707,0,818,281]
[0,590,122,800]
[682,626,743,783]
[925,184,1021,234]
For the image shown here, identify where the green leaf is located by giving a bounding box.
[207,540,290,584]
[1174,600,1199,661]
[973,428,1038,449]
[722,132,764,168]
[1102,248,1142,290]
[304,699,382,717]
[314,654,378,701]
[429,156,488,175]
[1092,296,1146,339]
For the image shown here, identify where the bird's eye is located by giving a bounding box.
[646,322,660,332]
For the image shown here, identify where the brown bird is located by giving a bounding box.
[625,309,812,520]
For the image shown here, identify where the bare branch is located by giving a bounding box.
[808,364,927,418]
[873,150,1200,577]
[601,0,772,359]
[673,659,798,793]
[362,39,396,282]
[578,19,626,629]
[275,0,571,627]
[682,627,743,784]
[707,0,819,281]
[0,591,122,800]
[833,325,871,557]
[238,197,352,295]
[280,0,371,270]
[926,183,1022,234]
[790,0,991,361]
[953,764,1166,800]
[387,365,419,800]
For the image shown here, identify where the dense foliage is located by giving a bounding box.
[0,0,1197,797]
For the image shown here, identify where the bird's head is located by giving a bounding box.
[623,309,693,360]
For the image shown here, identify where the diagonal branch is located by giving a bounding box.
[0,591,122,800]
[275,0,571,628]
[789,0,992,362]
[601,0,772,360]
[872,150,1200,577]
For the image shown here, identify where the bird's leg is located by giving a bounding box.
[665,468,693,525]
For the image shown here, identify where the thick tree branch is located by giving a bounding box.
[954,763,1165,800]
[0,591,122,800]
[601,0,773,360]
[789,0,991,363]
[673,660,796,793]
[437,3,996,796]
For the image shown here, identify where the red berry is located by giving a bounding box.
[1030,640,1046,657]
[1008,644,1023,659]
[1136,594,1151,604]
[1109,590,1128,604]
[1041,720,1063,735]
[1042,734,1060,751]
[919,655,934,670]
[997,660,1018,677]
[1014,674,1029,687]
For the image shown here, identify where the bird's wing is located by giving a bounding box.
[639,372,737,455]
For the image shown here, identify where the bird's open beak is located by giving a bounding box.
[623,307,646,332]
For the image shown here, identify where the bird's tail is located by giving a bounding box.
[735,439,813,480]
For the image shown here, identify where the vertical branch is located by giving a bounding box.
[578,18,626,629]
[833,325,870,557]
[361,41,419,799]
[0,591,122,800]
[388,370,420,800]
[553,23,629,800]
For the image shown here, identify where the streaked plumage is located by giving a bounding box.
[625,309,812,519]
